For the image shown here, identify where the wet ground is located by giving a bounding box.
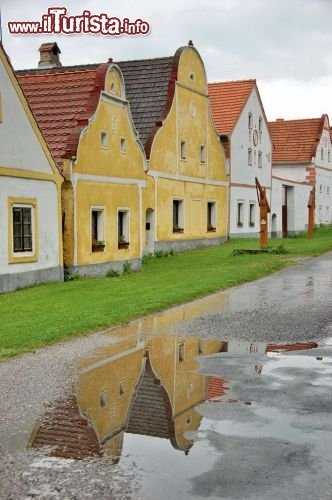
[1,253,332,499]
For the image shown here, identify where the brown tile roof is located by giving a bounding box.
[208,80,255,136]
[17,64,108,169]
[29,397,101,460]
[118,57,173,152]
[268,117,324,164]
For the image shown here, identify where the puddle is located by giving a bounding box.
[27,332,332,499]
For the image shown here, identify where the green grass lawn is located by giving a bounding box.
[1,226,332,360]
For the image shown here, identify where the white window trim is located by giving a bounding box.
[120,137,127,154]
[12,203,35,258]
[237,200,245,227]
[117,207,130,245]
[173,198,185,232]
[90,206,105,246]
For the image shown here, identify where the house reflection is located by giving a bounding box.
[29,334,226,461]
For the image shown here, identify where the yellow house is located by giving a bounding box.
[0,43,63,293]
[119,41,229,253]
[18,44,146,276]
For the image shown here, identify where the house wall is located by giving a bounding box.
[146,46,228,252]
[230,88,272,237]
[0,46,63,293]
[314,119,332,225]
[271,177,311,236]
[64,65,147,276]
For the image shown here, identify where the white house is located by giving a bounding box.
[209,80,272,238]
[0,43,63,293]
[269,115,332,236]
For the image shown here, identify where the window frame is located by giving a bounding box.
[8,197,38,264]
[248,148,253,166]
[249,201,256,227]
[91,207,105,252]
[207,201,217,232]
[180,140,187,160]
[117,208,130,249]
[173,198,184,233]
[237,200,244,227]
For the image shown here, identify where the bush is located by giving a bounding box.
[106,268,120,278]
[123,262,132,274]
[64,272,81,282]
[269,244,288,255]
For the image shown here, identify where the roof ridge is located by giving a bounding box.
[269,117,322,123]
[209,79,256,85]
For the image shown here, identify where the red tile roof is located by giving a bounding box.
[208,80,255,136]
[17,64,108,169]
[268,117,324,164]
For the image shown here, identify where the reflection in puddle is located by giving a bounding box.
[29,335,228,460]
[29,334,322,463]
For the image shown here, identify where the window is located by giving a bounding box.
[258,151,262,168]
[327,186,330,195]
[326,207,330,221]
[237,201,244,227]
[319,185,323,193]
[321,148,324,161]
[248,113,253,129]
[119,380,125,397]
[189,72,195,81]
[118,210,129,248]
[91,209,104,251]
[100,131,108,147]
[258,116,262,133]
[120,137,126,153]
[207,201,216,231]
[328,151,331,163]
[173,199,184,233]
[200,145,206,164]
[249,202,255,227]
[319,206,322,222]
[13,207,32,252]
[112,117,117,131]
[180,140,187,160]
[248,148,253,166]
[99,391,107,409]
[178,343,185,362]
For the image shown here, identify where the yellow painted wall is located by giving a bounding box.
[65,64,146,266]
[75,181,141,265]
[145,46,228,247]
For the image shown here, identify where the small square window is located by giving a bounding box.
[101,131,108,147]
[207,201,216,231]
[118,210,129,249]
[120,137,127,153]
[248,149,253,166]
[237,201,244,227]
[91,209,105,251]
[200,145,206,164]
[178,343,185,362]
[258,116,262,133]
[258,151,262,168]
[173,199,184,233]
[180,141,187,160]
[249,202,255,227]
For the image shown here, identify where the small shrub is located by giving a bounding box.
[154,250,164,258]
[64,272,81,282]
[169,249,174,256]
[269,244,288,255]
[106,268,120,278]
[142,253,154,264]
[123,262,132,274]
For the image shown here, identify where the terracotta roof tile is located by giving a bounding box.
[17,66,107,168]
[268,117,323,164]
[208,80,255,135]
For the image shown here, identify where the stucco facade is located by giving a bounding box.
[209,80,272,239]
[141,45,228,253]
[0,44,63,293]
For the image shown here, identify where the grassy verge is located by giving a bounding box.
[1,226,332,360]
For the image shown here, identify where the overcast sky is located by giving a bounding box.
[2,0,332,122]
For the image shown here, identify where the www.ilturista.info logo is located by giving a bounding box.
[8,8,150,36]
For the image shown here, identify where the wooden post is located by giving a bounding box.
[255,177,271,247]
[307,186,315,239]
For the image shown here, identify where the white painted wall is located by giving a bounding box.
[314,121,332,224]
[271,177,311,235]
[230,185,271,237]
[0,178,60,274]
[0,56,53,173]
[272,164,307,183]
[230,88,272,236]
